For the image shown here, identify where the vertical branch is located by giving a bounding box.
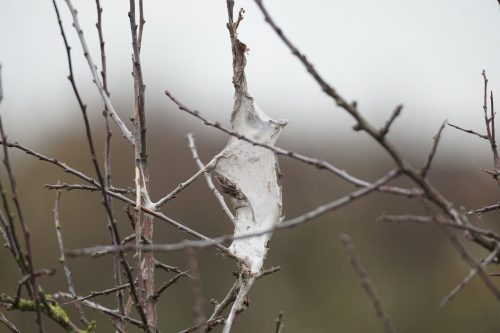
[53,187,88,325]
[339,234,396,333]
[52,1,151,330]
[95,1,125,329]
[128,0,156,329]
[482,71,500,184]
[186,248,207,329]
[0,66,44,332]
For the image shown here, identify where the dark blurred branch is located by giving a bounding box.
[0,70,42,330]
[274,311,284,333]
[340,234,396,333]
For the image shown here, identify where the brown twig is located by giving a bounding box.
[379,214,500,241]
[54,293,145,329]
[151,271,189,301]
[447,123,488,140]
[94,0,126,325]
[0,311,20,333]
[0,75,43,331]
[177,317,225,333]
[421,120,447,178]
[53,188,88,325]
[62,0,134,143]
[274,311,284,333]
[187,133,235,223]
[45,183,130,194]
[63,283,134,305]
[339,233,396,333]
[379,105,403,137]
[441,245,500,307]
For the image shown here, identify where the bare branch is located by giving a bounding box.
[435,216,500,303]
[340,234,396,333]
[468,201,500,214]
[154,156,218,208]
[53,188,88,325]
[55,293,145,329]
[421,120,446,178]
[151,271,189,301]
[177,317,225,333]
[0,311,20,333]
[0,72,43,331]
[187,133,235,223]
[447,123,488,140]
[441,245,500,307]
[379,105,403,137]
[274,311,284,333]
[380,214,500,241]
[61,0,134,143]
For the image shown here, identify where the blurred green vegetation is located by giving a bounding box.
[1,111,500,333]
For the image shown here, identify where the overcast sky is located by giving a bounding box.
[1,0,500,157]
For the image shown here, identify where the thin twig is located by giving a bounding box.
[0,79,42,331]
[274,311,284,333]
[187,133,235,223]
[0,311,20,333]
[340,233,396,333]
[55,293,145,329]
[45,183,130,194]
[379,214,500,242]
[94,1,125,325]
[429,211,500,304]
[154,156,218,208]
[441,245,500,307]
[379,105,403,137]
[53,187,88,325]
[468,202,500,215]
[447,123,488,140]
[177,317,225,333]
[151,271,189,301]
[421,120,446,178]
[63,283,133,305]
[62,0,134,143]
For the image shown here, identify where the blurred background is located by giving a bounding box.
[1,0,500,332]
